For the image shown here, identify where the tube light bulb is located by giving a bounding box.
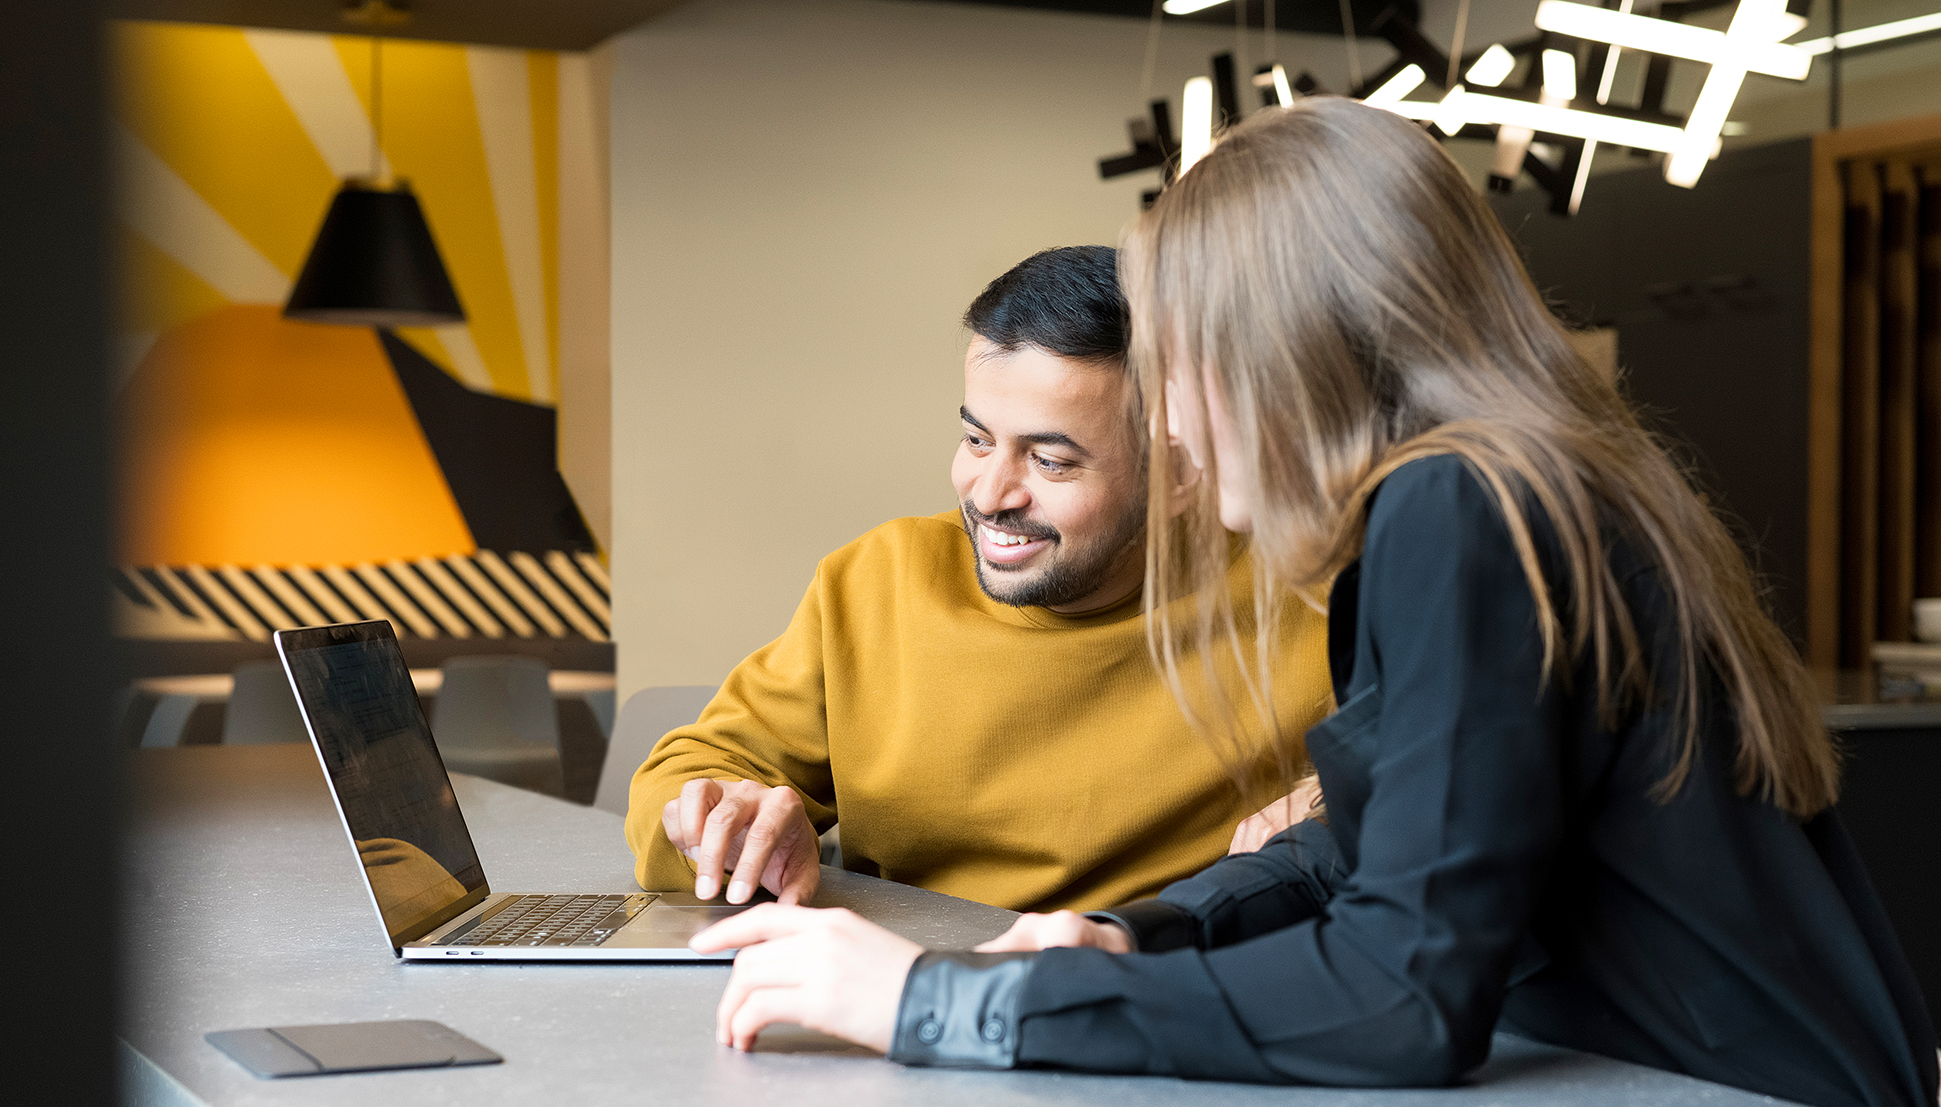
[1797,10,1941,54]
[1272,63,1295,107]
[1433,85,1469,137]
[1162,0,1231,13]
[1375,90,1693,153]
[1492,125,1535,178]
[1180,76,1214,175]
[1466,43,1516,87]
[1364,64,1426,105]
[1594,0,1635,103]
[1542,49,1578,101]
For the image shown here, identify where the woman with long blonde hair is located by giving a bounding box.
[694,98,1936,1107]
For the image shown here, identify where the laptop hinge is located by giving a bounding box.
[391,883,492,955]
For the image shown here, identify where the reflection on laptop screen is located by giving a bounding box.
[284,631,485,941]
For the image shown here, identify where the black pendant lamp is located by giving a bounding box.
[284,2,465,328]
[284,181,463,326]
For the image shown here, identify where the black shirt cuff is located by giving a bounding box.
[888,951,1036,1069]
[1083,898,1199,953]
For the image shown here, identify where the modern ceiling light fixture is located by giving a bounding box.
[284,0,465,328]
[1532,0,1811,80]
[1375,0,1811,194]
[1096,0,1841,214]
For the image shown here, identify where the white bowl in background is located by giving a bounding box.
[1916,598,1941,644]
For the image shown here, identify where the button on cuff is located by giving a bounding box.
[888,951,1036,1069]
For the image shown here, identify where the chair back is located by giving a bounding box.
[432,655,563,796]
[592,685,717,816]
[223,660,310,745]
[433,655,558,751]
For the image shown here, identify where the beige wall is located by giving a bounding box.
[557,46,614,554]
[607,0,1371,698]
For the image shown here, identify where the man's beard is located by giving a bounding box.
[960,495,1146,610]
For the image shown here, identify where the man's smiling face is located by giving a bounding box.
[949,336,1147,615]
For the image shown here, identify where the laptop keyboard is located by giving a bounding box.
[444,894,647,948]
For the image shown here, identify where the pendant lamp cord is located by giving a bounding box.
[1265,0,1275,61]
[370,34,384,185]
[1339,0,1363,93]
[1138,0,1163,104]
[1235,0,1247,84]
[1446,0,1471,90]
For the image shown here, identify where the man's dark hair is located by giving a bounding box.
[963,245,1128,365]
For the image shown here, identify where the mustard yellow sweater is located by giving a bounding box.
[624,511,1332,913]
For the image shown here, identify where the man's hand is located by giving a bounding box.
[973,910,1132,953]
[690,904,921,1053]
[1229,775,1324,855]
[661,778,820,905]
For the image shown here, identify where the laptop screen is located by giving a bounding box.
[278,622,487,946]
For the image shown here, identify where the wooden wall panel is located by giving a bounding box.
[1840,164,1882,668]
[1811,113,1941,671]
[1918,166,1941,601]
[1877,161,1918,643]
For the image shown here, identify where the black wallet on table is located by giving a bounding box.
[205,1019,502,1078]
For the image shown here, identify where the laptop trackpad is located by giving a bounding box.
[604,904,748,948]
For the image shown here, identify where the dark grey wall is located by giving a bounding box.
[1491,139,1814,643]
[1,3,117,1103]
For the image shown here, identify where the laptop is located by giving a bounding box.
[275,619,746,961]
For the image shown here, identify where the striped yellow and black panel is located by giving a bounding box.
[111,552,611,642]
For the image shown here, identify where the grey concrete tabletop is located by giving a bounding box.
[121,744,1796,1107]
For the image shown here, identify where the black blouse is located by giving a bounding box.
[889,456,1938,1107]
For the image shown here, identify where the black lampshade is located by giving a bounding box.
[284,179,465,327]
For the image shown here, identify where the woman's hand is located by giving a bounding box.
[689,904,921,1053]
[1229,775,1324,855]
[973,910,1133,954]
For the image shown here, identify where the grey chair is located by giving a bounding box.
[432,655,564,797]
[592,685,717,816]
[222,660,310,745]
[592,685,840,867]
[116,681,225,748]
[113,684,160,749]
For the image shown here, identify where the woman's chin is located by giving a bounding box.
[1217,500,1253,533]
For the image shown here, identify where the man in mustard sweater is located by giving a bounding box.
[626,246,1331,914]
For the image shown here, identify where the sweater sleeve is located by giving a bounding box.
[623,567,838,892]
[1001,458,1569,1085]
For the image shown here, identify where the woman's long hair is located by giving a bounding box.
[1130,97,1838,819]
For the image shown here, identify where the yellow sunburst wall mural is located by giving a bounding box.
[111,20,605,568]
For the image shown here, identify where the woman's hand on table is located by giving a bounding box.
[690,904,921,1053]
[1229,775,1324,855]
[974,910,1133,953]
